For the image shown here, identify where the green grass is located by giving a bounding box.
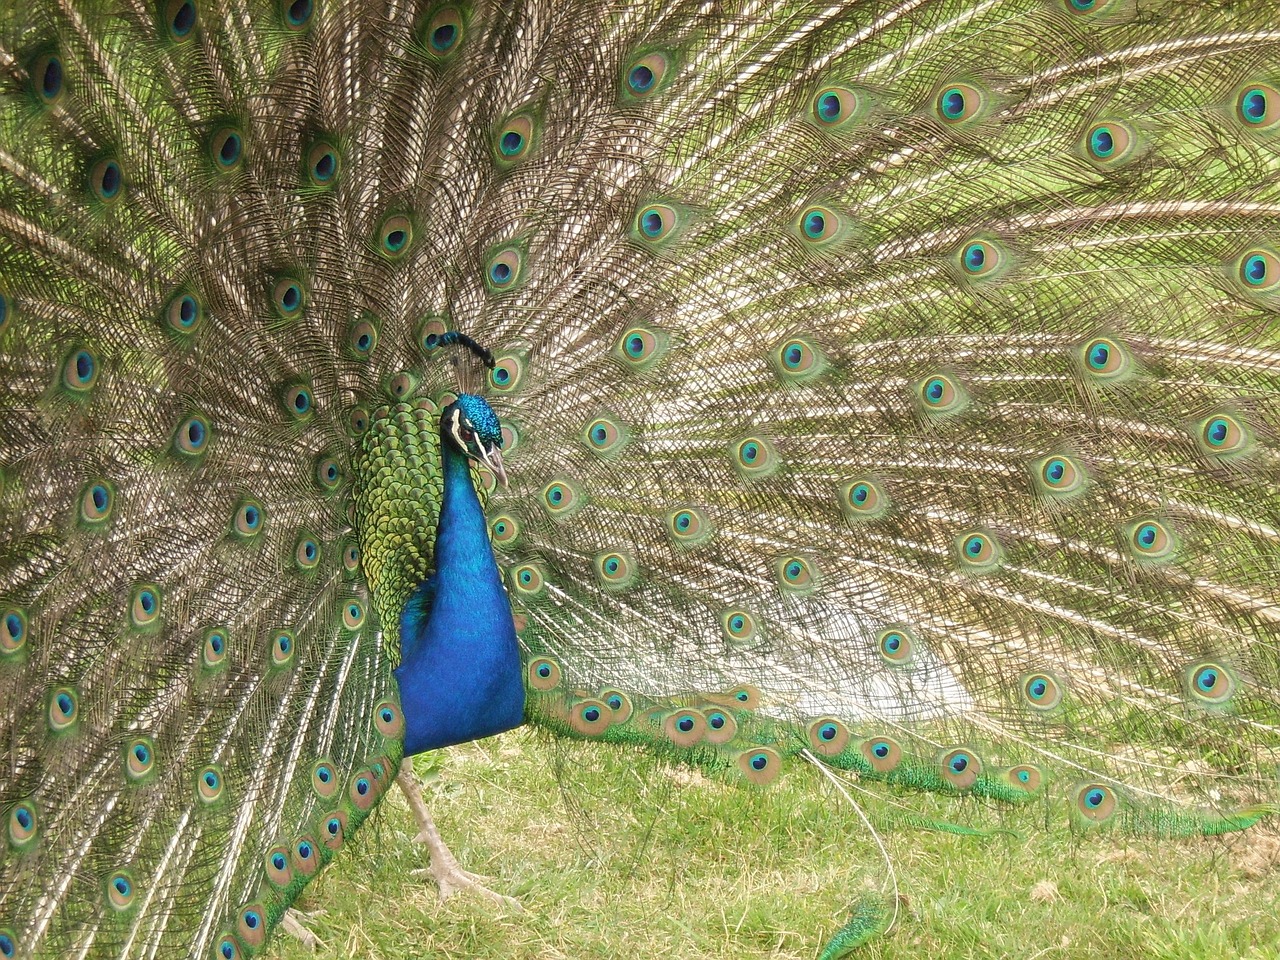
[269,730,1280,959]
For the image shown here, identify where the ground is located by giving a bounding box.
[270,730,1280,959]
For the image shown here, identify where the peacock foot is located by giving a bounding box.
[281,908,325,949]
[396,759,523,911]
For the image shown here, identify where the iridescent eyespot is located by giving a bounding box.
[130,584,162,626]
[570,698,612,736]
[272,631,295,667]
[702,709,737,745]
[807,717,850,756]
[490,515,519,546]
[1084,122,1136,165]
[527,657,562,691]
[484,247,523,292]
[291,836,319,875]
[165,291,203,334]
[737,747,782,785]
[305,139,340,186]
[668,507,711,546]
[163,0,198,41]
[1032,455,1087,498]
[272,276,306,319]
[1079,336,1130,380]
[939,747,981,789]
[232,500,264,539]
[614,325,667,370]
[90,158,123,202]
[595,551,636,588]
[720,609,758,645]
[511,563,546,597]
[48,687,79,732]
[342,601,364,630]
[797,206,842,245]
[422,6,465,56]
[349,769,377,810]
[320,811,347,849]
[1185,661,1236,705]
[210,127,243,171]
[343,543,360,573]
[633,204,680,244]
[732,436,779,479]
[917,373,965,414]
[203,627,229,669]
[80,481,114,525]
[388,371,416,398]
[1072,782,1117,823]
[1021,673,1063,711]
[8,801,38,849]
[877,626,915,665]
[583,416,627,455]
[811,86,861,129]
[280,0,313,30]
[1237,84,1280,130]
[860,737,903,773]
[377,215,413,258]
[489,353,524,392]
[265,845,293,886]
[29,51,64,106]
[197,765,224,803]
[346,317,378,359]
[107,871,136,911]
[418,316,448,355]
[124,736,157,781]
[936,83,984,124]
[1126,518,1175,561]
[311,759,339,798]
[374,700,404,737]
[282,384,313,420]
[495,114,535,163]
[662,709,705,746]
[623,51,672,99]
[1238,249,1280,291]
[599,688,633,723]
[1007,765,1043,791]
[777,555,815,593]
[958,239,1003,276]
[62,348,97,392]
[174,414,211,456]
[955,530,1002,572]
[839,478,888,520]
[1064,0,1116,12]
[1194,412,1250,456]
[1,608,27,655]
[541,479,584,517]
[315,455,342,491]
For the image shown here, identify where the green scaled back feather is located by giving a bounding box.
[2,0,1280,957]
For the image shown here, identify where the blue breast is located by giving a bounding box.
[394,436,524,755]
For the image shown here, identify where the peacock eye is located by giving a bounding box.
[459,426,474,442]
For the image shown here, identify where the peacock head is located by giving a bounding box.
[442,394,508,488]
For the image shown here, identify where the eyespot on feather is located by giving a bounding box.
[939,747,981,790]
[663,708,706,747]
[860,737,903,773]
[807,718,850,756]
[737,747,782,785]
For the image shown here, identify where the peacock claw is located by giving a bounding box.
[281,908,325,949]
[397,760,523,912]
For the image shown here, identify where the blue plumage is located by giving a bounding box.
[395,395,524,755]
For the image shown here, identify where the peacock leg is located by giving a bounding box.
[281,909,325,949]
[396,759,523,910]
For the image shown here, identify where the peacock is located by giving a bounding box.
[2,0,1279,956]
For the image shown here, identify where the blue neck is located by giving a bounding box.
[394,437,524,755]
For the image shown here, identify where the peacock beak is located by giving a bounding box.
[478,442,508,489]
